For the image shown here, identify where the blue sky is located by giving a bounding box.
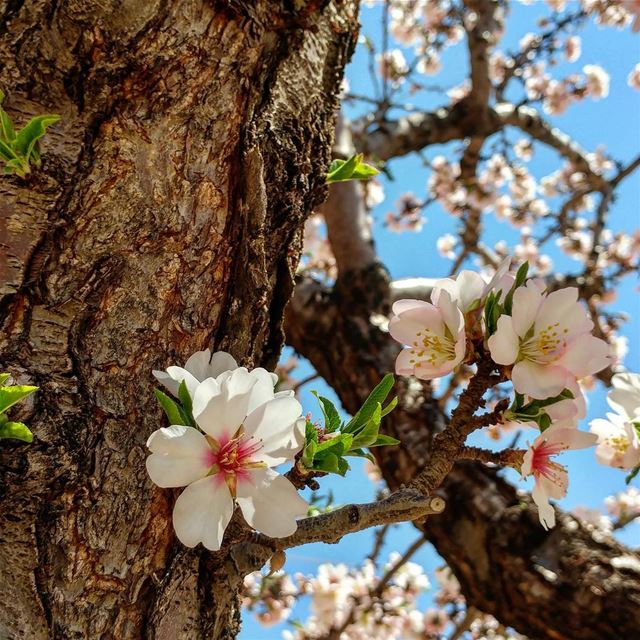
[240,3,639,638]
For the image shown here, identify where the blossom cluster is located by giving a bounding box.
[388,260,618,528]
[242,552,526,639]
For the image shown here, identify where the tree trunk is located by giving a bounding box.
[0,1,358,638]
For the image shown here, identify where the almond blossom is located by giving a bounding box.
[487,283,611,398]
[146,367,307,550]
[389,291,465,380]
[590,372,640,470]
[521,426,598,529]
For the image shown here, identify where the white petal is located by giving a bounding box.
[488,316,519,365]
[557,334,611,378]
[532,481,556,529]
[534,288,590,340]
[244,397,304,466]
[389,302,443,346]
[172,476,234,550]
[208,351,238,378]
[193,378,233,440]
[245,368,277,415]
[437,290,463,336]
[454,270,485,311]
[152,369,180,397]
[511,361,568,399]
[511,285,542,337]
[165,366,201,398]
[236,468,308,538]
[183,349,213,381]
[146,426,211,488]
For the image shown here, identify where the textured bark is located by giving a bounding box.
[285,272,640,640]
[0,1,358,638]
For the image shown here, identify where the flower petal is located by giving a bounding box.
[532,481,556,530]
[488,315,519,365]
[243,397,305,466]
[511,285,542,337]
[389,301,443,346]
[172,475,234,550]
[146,426,212,488]
[192,378,233,440]
[557,334,611,378]
[236,468,308,538]
[511,361,568,399]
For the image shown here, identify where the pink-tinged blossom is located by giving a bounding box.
[590,372,640,470]
[522,427,598,529]
[564,35,582,62]
[488,284,612,399]
[628,63,640,89]
[153,349,240,397]
[389,291,466,380]
[437,233,457,259]
[431,257,512,314]
[583,64,610,99]
[605,486,640,520]
[146,368,307,550]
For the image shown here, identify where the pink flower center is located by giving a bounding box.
[531,440,567,482]
[204,430,265,495]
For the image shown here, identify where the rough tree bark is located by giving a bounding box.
[0,1,358,638]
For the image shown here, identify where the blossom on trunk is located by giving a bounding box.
[389,291,465,380]
[487,284,611,398]
[590,372,640,470]
[521,427,597,529]
[146,368,307,550]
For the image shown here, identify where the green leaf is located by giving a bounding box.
[315,433,353,457]
[368,434,400,447]
[305,419,319,443]
[326,153,380,184]
[344,374,394,434]
[154,388,190,426]
[0,420,33,442]
[380,396,398,418]
[313,452,349,476]
[0,109,15,143]
[351,411,382,448]
[0,384,38,414]
[301,440,317,468]
[0,137,18,162]
[503,261,529,315]
[177,380,197,427]
[626,464,639,485]
[346,447,376,462]
[312,392,342,433]
[538,412,552,431]
[14,113,61,162]
[0,373,11,386]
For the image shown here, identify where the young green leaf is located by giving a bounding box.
[0,373,11,386]
[314,433,353,457]
[312,391,342,433]
[345,447,376,462]
[177,380,197,427]
[326,153,380,184]
[344,374,394,433]
[0,384,38,415]
[313,452,349,476]
[14,114,61,163]
[367,434,401,447]
[380,396,398,418]
[301,440,318,468]
[154,388,190,426]
[0,420,33,443]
